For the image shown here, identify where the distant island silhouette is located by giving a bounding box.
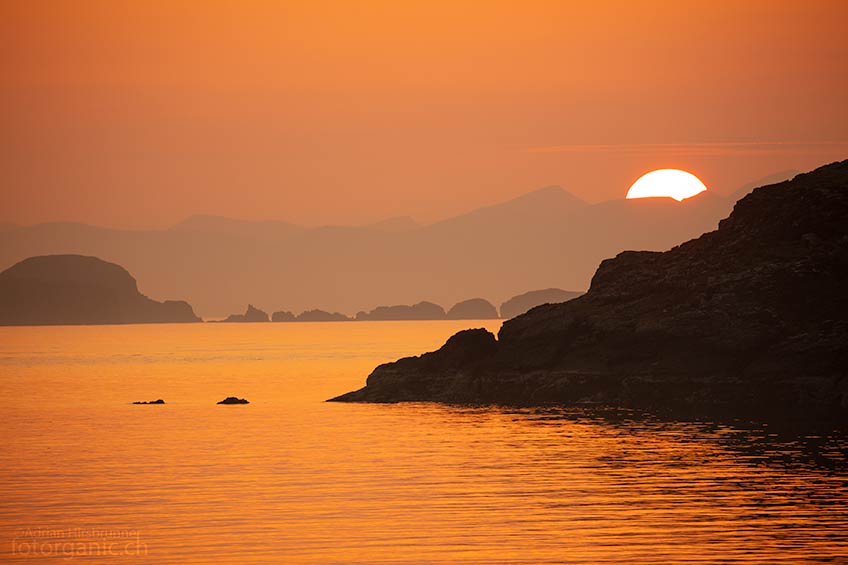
[0,255,200,326]
[219,305,352,322]
[272,310,296,322]
[0,173,794,319]
[228,296,572,322]
[296,309,352,322]
[356,301,445,321]
[351,294,575,322]
[446,298,499,320]
[499,288,583,319]
[220,304,270,323]
[0,274,586,326]
[329,160,848,422]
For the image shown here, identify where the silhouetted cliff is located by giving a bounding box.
[0,255,200,325]
[330,161,848,421]
[499,288,583,319]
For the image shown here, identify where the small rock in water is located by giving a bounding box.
[217,396,249,405]
[133,399,165,405]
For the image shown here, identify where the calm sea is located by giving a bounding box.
[0,322,846,564]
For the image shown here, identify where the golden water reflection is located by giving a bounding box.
[0,322,846,563]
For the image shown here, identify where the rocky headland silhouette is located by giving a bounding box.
[0,255,200,326]
[329,161,848,421]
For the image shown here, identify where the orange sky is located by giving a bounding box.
[1,0,847,228]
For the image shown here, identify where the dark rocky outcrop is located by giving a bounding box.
[133,399,165,404]
[446,298,499,320]
[217,396,249,404]
[296,309,352,322]
[271,310,296,322]
[330,161,848,421]
[499,288,584,319]
[355,301,446,321]
[0,255,200,326]
[222,304,269,322]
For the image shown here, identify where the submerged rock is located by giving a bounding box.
[133,399,165,405]
[355,301,445,321]
[330,160,848,421]
[217,397,249,404]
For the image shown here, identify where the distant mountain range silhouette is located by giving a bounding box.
[0,255,199,325]
[0,172,796,318]
[727,169,800,202]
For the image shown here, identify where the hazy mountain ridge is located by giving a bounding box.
[0,178,772,318]
[728,169,799,202]
[365,216,421,232]
[170,215,305,239]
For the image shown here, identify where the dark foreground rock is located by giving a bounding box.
[330,161,848,422]
[0,255,201,326]
[217,397,249,404]
[133,399,165,405]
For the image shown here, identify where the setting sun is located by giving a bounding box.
[626,169,708,201]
